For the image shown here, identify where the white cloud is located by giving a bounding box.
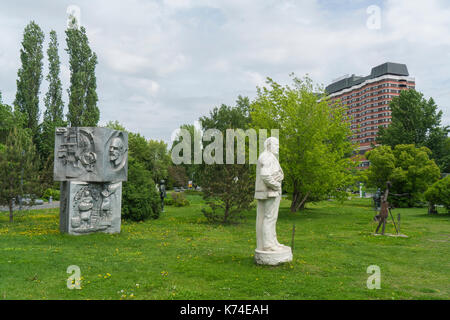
[0,0,449,143]
[122,77,160,97]
[244,71,266,88]
[104,49,153,74]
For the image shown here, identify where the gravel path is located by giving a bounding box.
[0,201,60,212]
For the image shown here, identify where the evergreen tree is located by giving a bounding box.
[198,97,255,224]
[65,19,99,126]
[0,127,39,222]
[40,30,65,162]
[14,21,45,142]
[1,101,26,145]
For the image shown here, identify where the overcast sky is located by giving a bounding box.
[1,0,449,144]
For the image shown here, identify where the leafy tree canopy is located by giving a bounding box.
[367,144,441,207]
[377,89,449,171]
[251,75,357,212]
[425,176,450,213]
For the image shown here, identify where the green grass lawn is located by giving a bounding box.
[0,194,449,300]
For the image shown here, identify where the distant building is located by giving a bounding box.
[325,62,415,168]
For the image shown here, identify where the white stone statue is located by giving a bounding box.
[254,137,292,265]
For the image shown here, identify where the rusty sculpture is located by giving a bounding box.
[373,181,405,235]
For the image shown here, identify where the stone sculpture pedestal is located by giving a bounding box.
[254,246,293,266]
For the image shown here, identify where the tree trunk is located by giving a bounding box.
[297,195,308,210]
[428,202,438,215]
[290,189,310,213]
[290,190,299,213]
[9,199,14,223]
[223,203,230,223]
[295,192,309,211]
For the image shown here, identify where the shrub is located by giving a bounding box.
[425,176,450,212]
[183,189,201,195]
[164,197,174,206]
[202,199,253,224]
[122,157,161,221]
[42,188,60,201]
[170,192,190,207]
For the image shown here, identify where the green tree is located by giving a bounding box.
[251,75,357,212]
[425,176,450,213]
[148,139,171,183]
[441,137,450,173]
[14,21,45,143]
[65,21,99,126]
[167,165,188,188]
[105,120,126,131]
[170,123,202,184]
[122,156,161,221]
[120,127,171,183]
[128,132,151,165]
[377,89,449,171]
[0,127,39,222]
[365,145,396,189]
[197,96,255,224]
[367,144,440,207]
[39,30,66,163]
[1,102,26,145]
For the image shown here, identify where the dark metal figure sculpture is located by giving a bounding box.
[373,181,405,235]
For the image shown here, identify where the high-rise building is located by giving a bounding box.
[325,62,415,168]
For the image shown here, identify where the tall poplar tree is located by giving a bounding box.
[40,30,65,161]
[14,21,45,142]
[65,18,99,126]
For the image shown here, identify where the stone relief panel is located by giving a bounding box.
[60,181,122,235]
[54,127,128,182]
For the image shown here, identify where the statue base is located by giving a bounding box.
[254,246,293,265]
[373,233,408,238]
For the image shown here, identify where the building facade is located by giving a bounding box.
[325,62,415,168]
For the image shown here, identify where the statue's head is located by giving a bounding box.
[264,137,279,156]
[109,137,125,165]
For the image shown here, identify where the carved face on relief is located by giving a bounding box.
[109,137,125,166]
